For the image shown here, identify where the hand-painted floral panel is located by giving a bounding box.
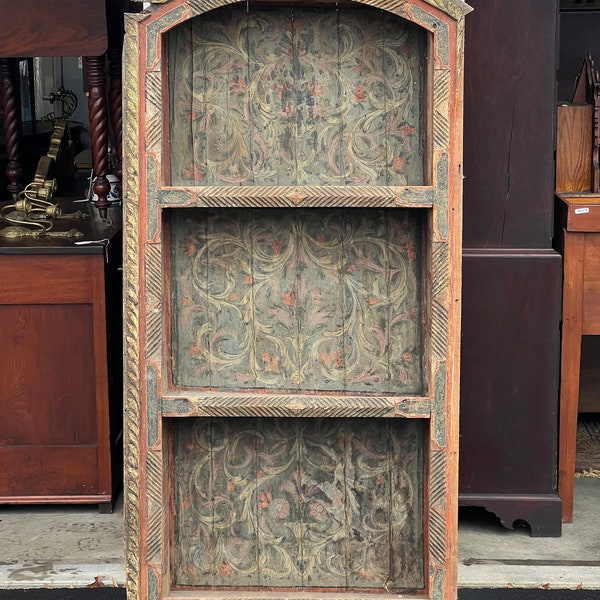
[168,6,425,186]
[173,417,424,591]
[170,208,423,394]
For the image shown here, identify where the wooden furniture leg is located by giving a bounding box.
[558,229,585,523]
[0,58,23,201]
[84,55,110,219]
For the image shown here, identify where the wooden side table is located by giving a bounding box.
[555,192,600,522]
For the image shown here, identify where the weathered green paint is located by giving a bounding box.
[168,6,425,187]
[173,417,425,591]
[170,208,424,394]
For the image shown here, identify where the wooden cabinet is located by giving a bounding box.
[459,0,563,537]
[122,1,470,598]
[0,203,121,512]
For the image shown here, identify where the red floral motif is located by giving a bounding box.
[189,344,200,356]
[407,238,417,261]
[312,103,326,118]
[183,235,197,257]
[307,81,323,97]
[183,108,201,121]
[229,78,247,94]
[356,569,374,580]
[258,490,272,508]
[262,352,280,372]
[308,500,331,522]
[271,240,283,255]
[392,156,406,173]
[282,291,297,307]
[268,497,290,520]
[219,562,232,577]
[354,86,367,102]
[182,162,203,183]
[318,349,343,368]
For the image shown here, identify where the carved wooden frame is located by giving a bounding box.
[122,0,471,598]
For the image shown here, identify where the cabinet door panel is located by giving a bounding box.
[0,304,97,445]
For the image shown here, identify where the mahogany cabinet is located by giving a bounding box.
[0,202,122,512]
[459,0,563,536]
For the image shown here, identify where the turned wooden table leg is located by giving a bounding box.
[0,58,23,202]
[84,54,110,218]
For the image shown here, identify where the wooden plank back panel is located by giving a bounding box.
[169,208,423,394]
[173,417,424,592]
[168,7,425,187]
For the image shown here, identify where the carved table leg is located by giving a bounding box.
[84,55,110,218]
[0,58,23,202]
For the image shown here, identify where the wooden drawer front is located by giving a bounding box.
[0,254,98,304]
[0,446,99,496]
[583,235,600,333]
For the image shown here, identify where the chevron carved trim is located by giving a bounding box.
[145,449,164,562]
[145,72,162,154]
[145,243,162,363]
[161,394,431,419]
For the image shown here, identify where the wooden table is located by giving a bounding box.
[555,192,600,522]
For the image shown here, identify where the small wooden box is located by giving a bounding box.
[556,103,593,192]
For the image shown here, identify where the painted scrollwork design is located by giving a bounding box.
[168,6,424,186]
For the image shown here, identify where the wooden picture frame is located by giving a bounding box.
[122,0,470,598]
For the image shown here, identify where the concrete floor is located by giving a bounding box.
[459,477,600,590]
[0,478,599,591]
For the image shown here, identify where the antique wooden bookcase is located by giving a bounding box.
[122,0,470,598]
